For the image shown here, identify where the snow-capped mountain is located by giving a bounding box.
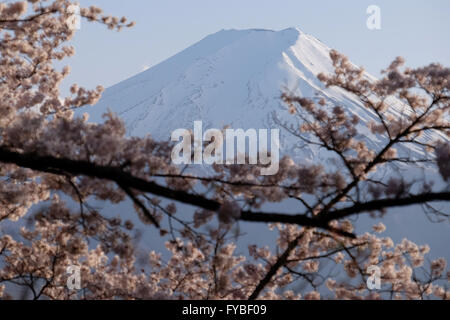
[84,27,442,162]
[82,27,449,260]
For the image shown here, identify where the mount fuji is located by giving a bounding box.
[84,27,444,162]
[81,27,449,260]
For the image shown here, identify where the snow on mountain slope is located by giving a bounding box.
[80,27,450,261]
[83,27,444,162]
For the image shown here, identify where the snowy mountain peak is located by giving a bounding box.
[83,28,441,161]
[86,28,332,132]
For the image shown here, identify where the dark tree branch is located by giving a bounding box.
[0,147,447,239]
[119,184,160,228]
[328,192,450,220]
[248,232,305,300]
[0,146,348,235]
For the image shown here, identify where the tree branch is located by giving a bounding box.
[328,192,450,220]
[0,147,447,238]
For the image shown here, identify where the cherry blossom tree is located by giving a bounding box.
[0,0,449,300]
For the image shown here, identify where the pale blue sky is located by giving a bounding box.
[64,0,450,93]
